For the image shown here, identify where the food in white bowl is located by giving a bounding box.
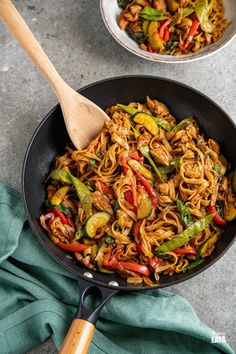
[100,0,236,62]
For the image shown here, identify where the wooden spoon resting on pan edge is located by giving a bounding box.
[0,0,110,151]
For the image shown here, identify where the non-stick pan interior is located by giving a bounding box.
[22,76,236,290]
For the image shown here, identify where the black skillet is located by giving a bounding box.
[22,76,236,353]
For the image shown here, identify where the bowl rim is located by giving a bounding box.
[100,0,236,63]
[22,75,236,291]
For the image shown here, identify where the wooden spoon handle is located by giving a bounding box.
[0,0,65,93]
[59,319,95,354]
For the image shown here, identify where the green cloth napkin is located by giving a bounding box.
[0,184,234,354]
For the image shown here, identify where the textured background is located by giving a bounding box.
[0,0,236,353]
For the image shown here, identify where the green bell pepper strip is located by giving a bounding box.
[117,104,138,116]
[49,169,92,218]
[139,146,164,181]
[172,116,193,133]
[177,199,192,227]
[187,258,205,270]
[156,213,215,253]
[157,158,180,175]
[50,169,72,184]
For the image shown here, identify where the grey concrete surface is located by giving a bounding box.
[0,0,236,353]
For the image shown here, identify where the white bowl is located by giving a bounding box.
[100,0,236,63]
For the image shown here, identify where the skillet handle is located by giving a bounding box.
[59,319,95,354]
[59,277,118,354]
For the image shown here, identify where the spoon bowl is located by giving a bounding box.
[0,0,110,150]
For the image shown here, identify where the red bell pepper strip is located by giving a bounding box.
[136,243,143,254]
[130,181,138,208]
[57,241,87,253]
[130,150,144,163]
[103,259,151,276]
[132,220,143,237]
[163,28,170,43]
[208,205,227,227]
[159,18,173,40]
[47,208,68,224]
[66,215,75,227]
[149,257,161,270]
[136,172,157,208]
[179,19,200,49]
[119,156,129,174]
[124,190,134,205]
[174,246,197,255]
[99,182,114,195]
[124,190,137,213]
[147,44,159,53]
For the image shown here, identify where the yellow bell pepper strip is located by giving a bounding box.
[51,186,70,205]
[117,104,138,116]
[139,7,170,21]
[208,204,227,226]
[139,146,164,181]
[156,214,215,253]
[136,172,157,208]
[172,116,193,133]
[187,258,205,270]
[56,241,87,253]
[128,159,154,181]
[50,169,72,184]
[179,20,200,49]
[177,199,192,227]
[157,158,180,175]
[103,259,151,276]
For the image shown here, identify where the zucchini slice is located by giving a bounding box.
[86,212,110,238]
[133,112,159,136]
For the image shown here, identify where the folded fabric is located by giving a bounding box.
[0,184,234,354]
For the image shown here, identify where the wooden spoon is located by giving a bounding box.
[0,0,110,150]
